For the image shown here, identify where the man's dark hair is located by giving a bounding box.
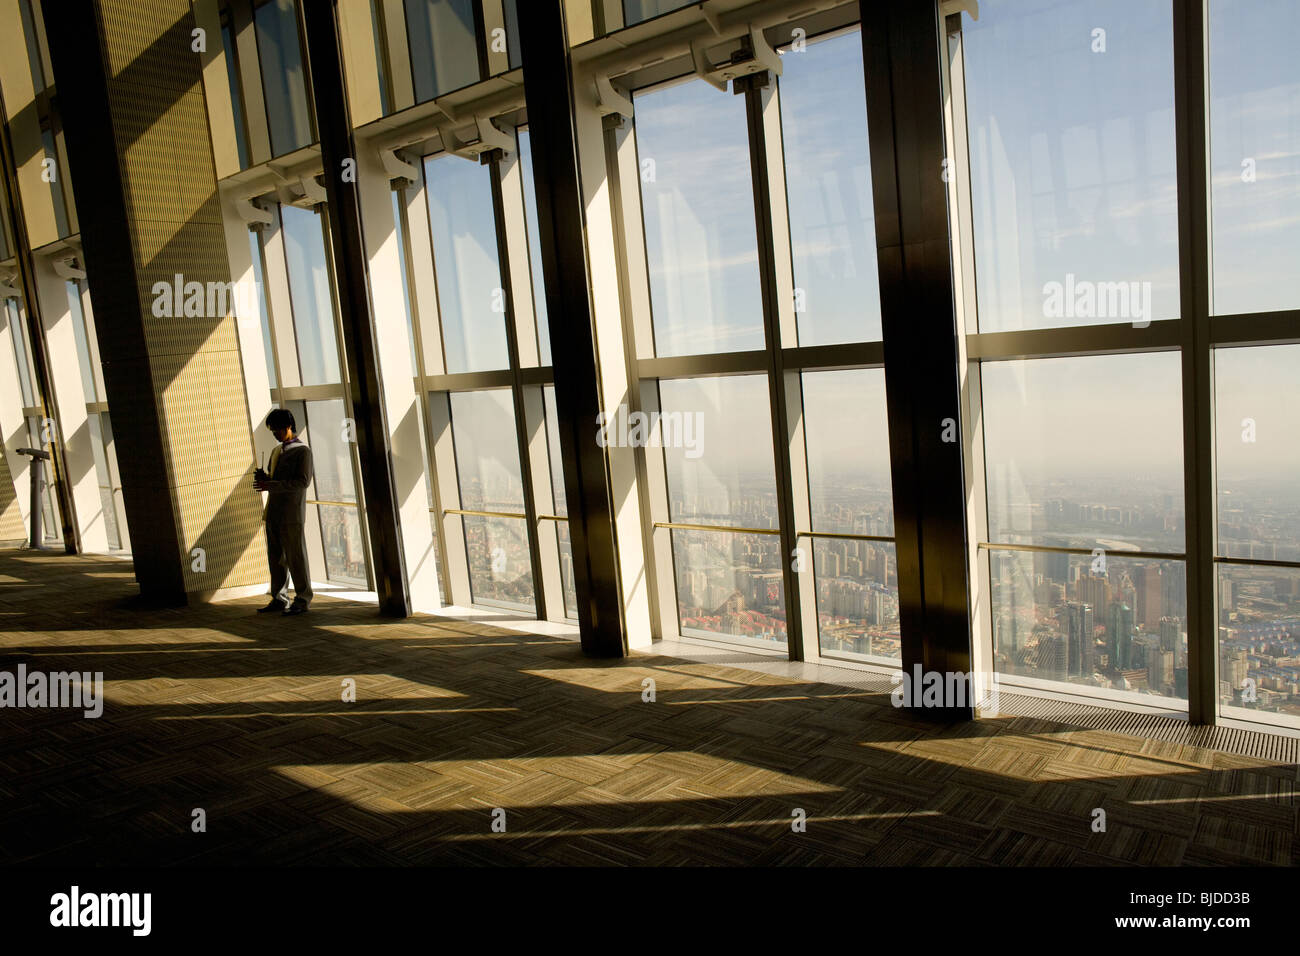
[266,408,296,431]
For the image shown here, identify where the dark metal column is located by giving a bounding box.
[860,0,973,718]
[742,76,806,661]
[516,1,627,656]
[301,0,411,616]
[0,90,78,554]
[1172,0,1217,724]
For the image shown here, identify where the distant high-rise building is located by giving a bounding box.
[1108,603,1134,670]
[1038,633,1069,679]
[1147,646,1174,695]
[1065,601,1095,677]
[1134,565,1165,630]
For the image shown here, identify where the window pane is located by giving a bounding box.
[1218,564,1300,724]
[802,369,892,534]
[991,550,1187,702]
[248,231,277,389]
[623,0,693,26]
[801,368,898,661]
[88,413,120,550]
[542,385,565,516]
[1208,0,1300,315]
[1215,345,1300,562]
[303,398,368,587]
[42,130,69,238]
[391,190,418,370]
[26,415,60,543]
[424,155,510,374]
[18,0,45,92]
[464,515,534,611]
[281,205,342,385]
[517,129,550,366]
[221,22,250,169]
[66,281,98,402]
[405,0,480,103]
[255,0,314,156]
[555,521,577,619]
[981,353,1185,554]
[658,375,776,529]
[814,540,899,661]
[636,80,764,356]
[503,0,521,71]
[5,299,35,407]
[780,30,882,345]
[450,389,525,513]
[963,0,1179,331]
[672,528,785,648]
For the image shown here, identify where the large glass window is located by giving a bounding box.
[1214,346,1300,724]
[622,0,694,27]
[635,79,765,356]
[449,389,534,610]
[543,386,576,618]
[962,0,1180,332]
[424,154,509,373]
[221,16,251,170]
[517,129,550,367]
[281,204,342,386]
[5,298,35,409]
[1208,0,1300,315]
[779,29,881,345]
[658,375,784,647]
[978,353,1186,703]
[404,0,481,103]
[802,369,898,661]
[301,397,367,587]
[255,0,314,157]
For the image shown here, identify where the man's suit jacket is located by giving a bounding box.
[263,440,312,527]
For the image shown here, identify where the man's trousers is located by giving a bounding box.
[267,521,313,607]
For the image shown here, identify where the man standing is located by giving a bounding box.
[254,408,313,615]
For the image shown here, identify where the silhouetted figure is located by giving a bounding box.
[254,408,313,615]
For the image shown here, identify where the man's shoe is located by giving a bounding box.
[257,600,287,613]
[283,603,309,616]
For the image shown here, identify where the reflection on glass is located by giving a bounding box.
[18,0,45,93]
[814,539,898,661]
[282,205,342,385]
[981,354,1185,554]
[43,130,68,238]
[221,21,250,169]
[5,298,35,407]
[88,413,120,550]
[248,231,277,389]
[636,80,763,355]
[319,504,368,586]
[66,282,98,402]
[424,155,510,373]
[391,190,418,369]
[623,0,694,26]
[304,398,367,586]
[517,129,550,366]
[555,521,577,619]
[464,514,534,610]
[658,375,776,528]
[1208,0,1300,315]
[255,0,314,156]
[990,549,1188,702]
[542,385,565,515]
[672,528,785,647]
[963,0,1179,331]
[1218,564,1300,723]
[802,369,892,534]
[405,0,480,103]
[449,389,525,513]
[780,29,881,345]
[1215,345,1300,562]
[503,0,521,71]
